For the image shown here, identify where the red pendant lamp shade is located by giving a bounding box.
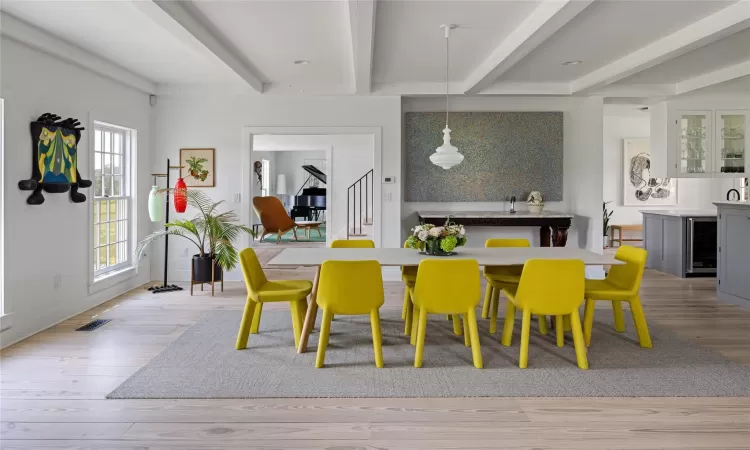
[174,177,187,213]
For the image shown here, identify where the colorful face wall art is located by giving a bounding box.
[19,113,92,205]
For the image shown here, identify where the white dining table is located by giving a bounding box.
[266,247,622,353]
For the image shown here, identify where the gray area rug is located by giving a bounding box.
[108,309,750,398]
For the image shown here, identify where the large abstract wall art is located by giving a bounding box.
[18,113,92,205]
[623,138,677,206]
[404,112,564,202]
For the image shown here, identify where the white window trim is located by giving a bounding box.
[88,117,138,292]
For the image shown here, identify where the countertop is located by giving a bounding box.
[640,210,717,218]
[713,201,750,209]
[417,210,574,219]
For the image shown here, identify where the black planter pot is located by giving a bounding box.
[192,255,223,283]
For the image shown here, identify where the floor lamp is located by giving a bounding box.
[148,158,184,294]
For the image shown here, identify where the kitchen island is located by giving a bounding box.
[642,210,717,278]
[714,202,750,308]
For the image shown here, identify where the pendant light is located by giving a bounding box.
[430,24,464,170]
[174,177,187,213]
[148,182,162,222]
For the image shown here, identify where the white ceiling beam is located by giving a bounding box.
[676,60,750,95]
[463,0,595,94]
[141,0,264,93]
[571,0,750,94]
[346,0,376,94]
[474,82,571,96]
[0,12,157,94]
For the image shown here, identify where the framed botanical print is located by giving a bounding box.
[180,148,215,187]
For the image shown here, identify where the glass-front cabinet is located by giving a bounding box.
[678,111,711,175]
[675,110,749,177]
[716,111,747,175]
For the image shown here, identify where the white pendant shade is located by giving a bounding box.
[430,127,464,170]
[148,185,162,222]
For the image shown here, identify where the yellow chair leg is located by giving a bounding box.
[414,308,428,368]
[500,301,516,346]
[612,300,626,332]
[404,293,414,336]
[250,302,263,334]
[235,299,257,350]
[452,314,462,336]
[466,308,483,369]
[489,286,500,334]
[556,315,565,348]
[583,298,596,347]
[446,315,452,321]
[463,315,470,347]
[538,315,549,335]
[570,311,589,370]
[519,308,532,369]
[290,300,303,348]
[563,315,571,331]
[629,296,653,348]
[401,288,409,320]
[315,309,334,368]
[410,305,419,346]
[370,309,384,368]
[482,285,493,319]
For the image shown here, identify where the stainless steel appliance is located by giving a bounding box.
[685,217,717,275]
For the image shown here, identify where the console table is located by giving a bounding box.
[416,211,573,247]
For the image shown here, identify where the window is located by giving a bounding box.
[93,121,135,277]
[261,159,270,196]
[0,98,4,317]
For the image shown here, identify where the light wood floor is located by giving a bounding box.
[2,257,750,449]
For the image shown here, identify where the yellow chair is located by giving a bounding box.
[401,241,417,322]
[330,239,375,248]
[582,246,651,348]
[500,259,588,370]
[482,239,548,335]
[410,259,483,369]
[235,248,313,350]
[315,260,385,368]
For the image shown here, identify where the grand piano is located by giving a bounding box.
[291,165,326,222]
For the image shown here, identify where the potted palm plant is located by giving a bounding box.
[135,189,255,283]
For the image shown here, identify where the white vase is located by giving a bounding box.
[148,185,162,222]
[527,203,544,214]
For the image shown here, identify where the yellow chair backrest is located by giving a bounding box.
[413,259,481,314]
[330,239,375,248]
[513,259,584,315]
[239,248,268,302]
[252,196,295,233]
[607,246,647,294]
[317,260,384,314]
[485,238,531,248]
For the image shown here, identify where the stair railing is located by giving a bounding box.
[347,169,374,239]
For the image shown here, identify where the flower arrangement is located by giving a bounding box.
[406,218,467,255]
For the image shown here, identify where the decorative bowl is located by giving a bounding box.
[527,203,544,214]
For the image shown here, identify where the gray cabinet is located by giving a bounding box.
[718,204,750,307]
[643,213,685,277]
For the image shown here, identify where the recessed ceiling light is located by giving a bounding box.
[294,60,311,65]
[561,60,582,66]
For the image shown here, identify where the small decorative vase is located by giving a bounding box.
[174,177,187,213]
[527,203,544,214]
[148,185,162,222]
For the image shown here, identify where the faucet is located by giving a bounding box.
[510,196,516,214]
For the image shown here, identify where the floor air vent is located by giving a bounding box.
[75,319,111,332]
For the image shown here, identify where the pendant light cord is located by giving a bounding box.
[445,30,450,128]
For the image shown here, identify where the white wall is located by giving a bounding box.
[604,110,740,226]
[0,38,153,348]
[402,96,604,252]
[152,95,400,282]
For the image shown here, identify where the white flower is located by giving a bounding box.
[412,225,423,234]
[459,227,466,236]
[428,227,443,237]
[418,230,428,241]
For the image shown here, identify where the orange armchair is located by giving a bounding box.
[253,196,297,244]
